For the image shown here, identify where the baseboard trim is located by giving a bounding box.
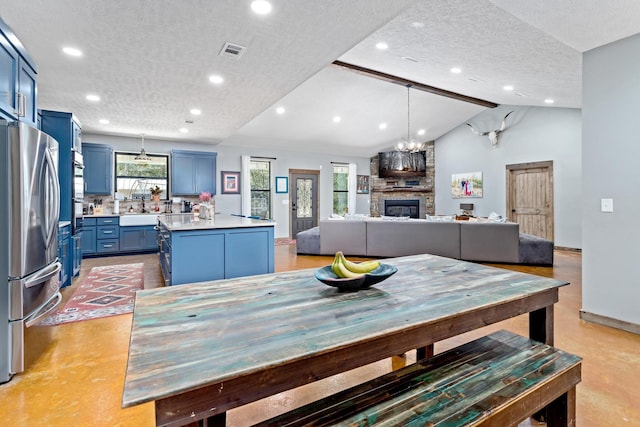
[580,310,640,335]
[554,246,581,253]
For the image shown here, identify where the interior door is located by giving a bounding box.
[290,170,319,239]
[506,161,554,240]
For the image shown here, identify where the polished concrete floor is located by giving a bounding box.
[1,247,639,426]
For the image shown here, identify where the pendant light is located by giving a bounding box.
[134,133,152,162]
[395,85,425,153]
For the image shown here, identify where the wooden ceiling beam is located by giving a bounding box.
[332,60,498,108]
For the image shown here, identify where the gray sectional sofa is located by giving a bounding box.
[296,218,553,265]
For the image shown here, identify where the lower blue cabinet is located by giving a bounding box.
[71,234,81,276]
[58,224,71,288]
[81,224,97,256]
[82,216,159,257]
[119,225,158,252]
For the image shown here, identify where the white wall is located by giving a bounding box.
[83,133,371,238]
[582,34,640,328]
[434,105,582,249]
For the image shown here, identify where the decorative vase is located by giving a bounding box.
[152,194,160,202]
[199,202,208,219]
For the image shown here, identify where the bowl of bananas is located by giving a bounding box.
[314,251,398,291]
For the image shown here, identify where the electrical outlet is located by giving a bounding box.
[601,198,613,212]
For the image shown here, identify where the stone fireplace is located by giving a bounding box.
[384,199,420,218]
[369,141,436,218]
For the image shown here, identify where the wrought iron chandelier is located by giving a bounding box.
[395,85,425,153]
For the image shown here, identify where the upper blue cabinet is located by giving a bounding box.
[171,150,217,195]
[0,17,37,125]
[83,143,113,195]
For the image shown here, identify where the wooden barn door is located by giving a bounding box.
[506,161,554,240]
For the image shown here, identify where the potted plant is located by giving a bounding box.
[150,185,162,201]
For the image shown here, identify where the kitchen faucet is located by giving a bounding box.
[141,195,148,213]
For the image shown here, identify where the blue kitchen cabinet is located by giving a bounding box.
[171,150,217,195]
[71,233,82,276]
[58,223,71,288]
[83,143,113,195]
[96,216,119,254]
[0,17,38,126]
[40,110,82,223]
[162,224,274,286]
[81,218,97,256]
[119,225,158,252]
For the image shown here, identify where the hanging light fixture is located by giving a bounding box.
[134,133,152,162]
[395,85,425,153]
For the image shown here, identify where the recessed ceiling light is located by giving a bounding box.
[411,22,425,28]
[251,0,272,14]
[62,47,82,57]
[503,85,514,91]
[450,67,462,74]
[86,94,100,102]
[179,128,189,133]
[276,106,285,115]
[98,119,110,125]
[417,129,426,136]
[333,116,341,123]
[544,99,555,104]
[209,74,224,84]
[378,123,387,130]
[375,42,388,50]
[190,108,202,115]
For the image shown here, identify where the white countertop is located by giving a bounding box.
[158,213,275,232]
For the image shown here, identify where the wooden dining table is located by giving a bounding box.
[121,253,568,427]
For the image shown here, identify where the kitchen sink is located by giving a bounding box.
[119,214,159,226]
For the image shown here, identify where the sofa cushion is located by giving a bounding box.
[320,220,367,256]
[518,233,554,265]
[296,227,320,255]
[459,222,520,263]
[366,220,461,258]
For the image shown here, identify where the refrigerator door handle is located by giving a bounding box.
[41,147,60,248]
[24,261,61,289]
[24,292,62,328]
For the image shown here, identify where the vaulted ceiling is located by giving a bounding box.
[2,0,640,156]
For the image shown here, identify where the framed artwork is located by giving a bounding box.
[275,176,288,194]
[451,172,483,198]
[221,171,240,194]
[356,175,369,194]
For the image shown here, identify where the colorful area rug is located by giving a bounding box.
[274,238,296,246]
[39,263,144,326]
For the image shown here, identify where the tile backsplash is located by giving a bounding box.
[84,194,211,215]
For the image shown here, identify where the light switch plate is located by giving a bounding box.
[601,198,613,212]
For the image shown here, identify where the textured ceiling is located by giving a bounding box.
[1,0,640,156]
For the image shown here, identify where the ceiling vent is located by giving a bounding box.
[220,42,247,59]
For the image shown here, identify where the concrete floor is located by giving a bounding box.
[1,247,639,426]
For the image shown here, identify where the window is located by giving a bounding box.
[250,159,271,219]
[333,164,349,215]
[115,152,169,201]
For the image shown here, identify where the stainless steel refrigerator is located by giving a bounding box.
[1,120,61,384]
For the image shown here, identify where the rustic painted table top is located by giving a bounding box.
[122,253,568,410]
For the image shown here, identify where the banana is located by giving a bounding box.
[338,252,380,274]
[332,252,365,278]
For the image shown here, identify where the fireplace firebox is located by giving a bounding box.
[384,200,419,218]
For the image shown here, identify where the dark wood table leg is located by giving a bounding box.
[545,388,576,427]
[529,304,554,345]
[198,412,226,427]
[416,344,434,361]
[530,304,555,422]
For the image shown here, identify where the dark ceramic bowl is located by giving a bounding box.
[314,263,398,291]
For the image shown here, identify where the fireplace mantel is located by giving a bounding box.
[372,186,432,193]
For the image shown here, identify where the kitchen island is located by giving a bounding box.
[157,214,275,286]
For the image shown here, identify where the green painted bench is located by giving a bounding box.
[254,330,581,427]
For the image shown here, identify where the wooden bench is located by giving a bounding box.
[254,330,581,427]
